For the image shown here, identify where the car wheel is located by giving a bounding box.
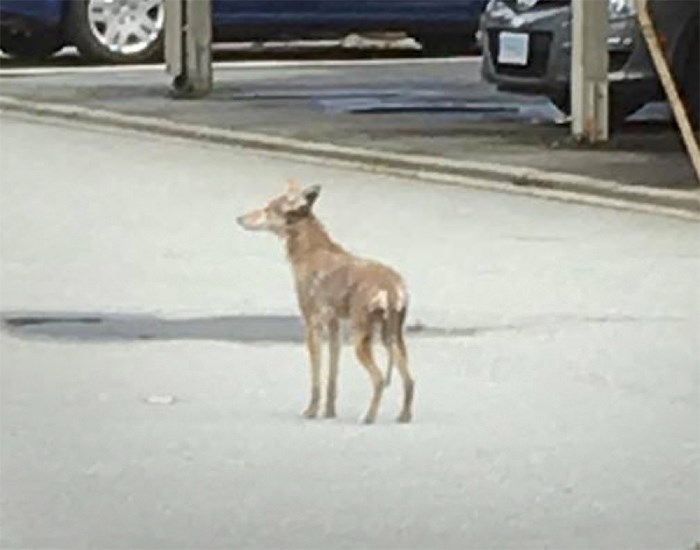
[679,31,699,129]
[548,92,645,129]
[0,31,61,61]
[68,0,165,63]
[420,32,476,57]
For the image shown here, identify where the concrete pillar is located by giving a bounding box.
[571,0,609,143]
[164,0,212,98]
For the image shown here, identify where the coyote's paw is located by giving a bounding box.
[302,407,319,419]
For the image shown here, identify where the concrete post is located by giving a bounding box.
[164,0,212,98]
[571,0,609,143]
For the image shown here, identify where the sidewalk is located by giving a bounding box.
[0,58,697,213]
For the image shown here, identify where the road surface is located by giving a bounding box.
[1,113,698,549]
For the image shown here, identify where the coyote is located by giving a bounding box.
[237,180,414,423]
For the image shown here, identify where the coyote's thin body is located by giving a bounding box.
[237,181,414,423]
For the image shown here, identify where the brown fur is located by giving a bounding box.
[237,181,414,423]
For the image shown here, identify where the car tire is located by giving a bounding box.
[549,92,645,129]
[679,30,699,129]
[0,31,61,61]
[420,32,476,57]
[67,0,165,63]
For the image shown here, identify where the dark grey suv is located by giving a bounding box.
[480,0,699,126]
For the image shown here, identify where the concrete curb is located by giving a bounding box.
[1,94,698,220]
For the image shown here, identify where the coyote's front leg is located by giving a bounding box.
[302,325,322,418]
[325,319,341,418]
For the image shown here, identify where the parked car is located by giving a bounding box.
[480,0,699,126]
[0,0,488,63]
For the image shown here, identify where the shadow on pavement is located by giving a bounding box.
[0,312,483,344]
[2,312,673,345]
[2,313,308,344]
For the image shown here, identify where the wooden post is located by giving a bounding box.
[571,0,609,143]
[164,0,212,98]
[635,0,700,184]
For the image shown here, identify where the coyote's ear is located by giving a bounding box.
[286,178,302,195]
[302,185,321,208]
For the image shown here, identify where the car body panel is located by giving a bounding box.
[480,0,699,105]
[314,0,486,23]
[1,0,487,42]
[0,0,63,27]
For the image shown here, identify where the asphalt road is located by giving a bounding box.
[1,113,698,549]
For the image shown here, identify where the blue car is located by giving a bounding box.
[0,0,487,63]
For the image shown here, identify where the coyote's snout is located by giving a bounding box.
[238,180,414,424]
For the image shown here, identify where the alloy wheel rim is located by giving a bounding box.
[87,0,164,55]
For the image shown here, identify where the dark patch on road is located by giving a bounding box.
[1,312,681,345]
[0,312,477,344]
[321,100,522,116]
[5,316,103,327]
[3,313,307,344]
